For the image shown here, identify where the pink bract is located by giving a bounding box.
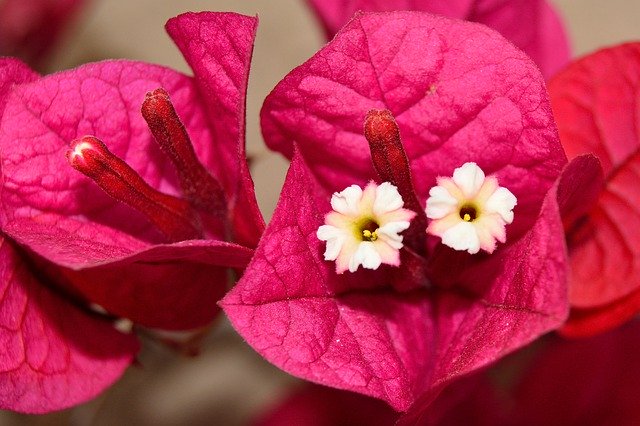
[306,0,571,79]
[224,12,599,411]
[0,12,263,412]
[0,58,137,413]
[549,43,640,337]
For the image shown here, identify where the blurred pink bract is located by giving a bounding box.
[549,44,640,337]
[305,0,571,79]
[0,0,86,69]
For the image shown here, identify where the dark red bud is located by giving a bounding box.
[364,109,428,251]
[67,136,201,242]
[141,88,226,216]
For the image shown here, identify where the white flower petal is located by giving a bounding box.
[427,162,516,255]
[377,234,403,250]
[425,185,458,219]
[452,162,485,198]
[316,224,340,241]
[330,184,363,215]
[373,182,404,215]
[485,187,517,223]
[324,237,345,260]
[349,242,382,272]
[376,225,404,249]
[441,221,481,254]
[377,221,410,242]
[317,225,346,261]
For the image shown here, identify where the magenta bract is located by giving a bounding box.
[0,58,137,414]
[0,12,263,330]
[0,12,263,412]
[305,0,571,79]
[224,11,597,411]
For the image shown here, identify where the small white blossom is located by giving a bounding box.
[317,181,416,274]
[425,162,517,254]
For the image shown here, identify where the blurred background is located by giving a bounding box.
[1,0,640,424]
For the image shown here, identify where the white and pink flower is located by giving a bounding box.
[317,181,415,273]
[426,162,517,254]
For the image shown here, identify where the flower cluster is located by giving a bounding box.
[0,12,263,413]
[1,1,639,423]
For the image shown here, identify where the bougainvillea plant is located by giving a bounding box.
[222,11,601,412]
[304,0,571,79]
[549,43,640,337]
[0,0,87,69]
[0,12,264,413]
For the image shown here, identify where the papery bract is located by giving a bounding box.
[0,12,263,412]
[0,0,86,69]
[0,58,138,413]
[305,0,570,79]
[224,11,595,411]
[549,43,640,337]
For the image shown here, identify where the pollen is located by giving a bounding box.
[362,229,378,241]
[425,162,517,254]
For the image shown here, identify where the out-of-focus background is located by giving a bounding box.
[1,0,640,424]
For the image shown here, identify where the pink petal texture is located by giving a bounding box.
[0,12,262,412]
[0,13,261,331]
[1,60,217,243]
[223,149,577,411]
[0,237,138,413]
[549,43,640,336]
[261,12,566,242]
[166,12,265,248]
[306,0,570,79]
[0,0,86,69]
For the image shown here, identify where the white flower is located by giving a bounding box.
[317,181,416,274]
[425,162,517,254]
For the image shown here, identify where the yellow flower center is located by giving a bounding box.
[362,229,378,241]
[357,218,380,242]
